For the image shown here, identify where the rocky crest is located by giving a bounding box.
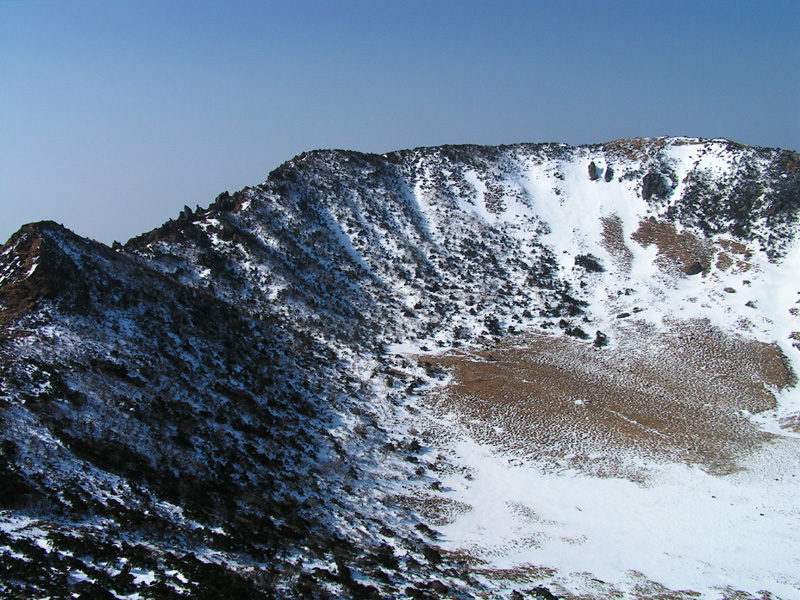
[1,137,800,599]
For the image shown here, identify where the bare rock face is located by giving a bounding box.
[642,170,670,200]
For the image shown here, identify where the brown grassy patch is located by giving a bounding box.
[393,493,471,527]
[602,138,672,162]
[437,548,491,568]
[628,220,756,280]
[600,215,634,275]
[716,252,734,271]
[631,219,715,276]
[716,238,754,274]
[423,320,791,476]
[471,563,558,583]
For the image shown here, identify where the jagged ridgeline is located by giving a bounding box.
[1,138,799,599]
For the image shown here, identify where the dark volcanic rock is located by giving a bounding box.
[588,161,601,181]
[575,254,605,273]
[531,586,561,600]
[686,261,706,275]
[642,171,670,200]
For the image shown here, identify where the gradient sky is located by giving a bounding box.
[2,0,798,245]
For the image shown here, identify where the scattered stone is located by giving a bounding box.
[604,165,614,182]
[724,287,736,293]
[588,161,601,181]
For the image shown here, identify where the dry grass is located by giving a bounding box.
[602,138,672,162]
[600,215,634,275]
[631,219,715,276]
[628,218,755,280]
[423,320,791,477]
[394,493,472,527]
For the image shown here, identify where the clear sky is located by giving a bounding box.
[1,0,798,245]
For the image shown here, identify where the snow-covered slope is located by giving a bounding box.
[1,137,800,599]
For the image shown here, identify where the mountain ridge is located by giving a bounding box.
[2,137,800,599]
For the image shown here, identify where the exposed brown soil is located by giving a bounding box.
[423,320,791,477]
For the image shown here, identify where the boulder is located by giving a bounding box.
[686,261,705,275]
[588,161,601,181]
[430,580,449,594]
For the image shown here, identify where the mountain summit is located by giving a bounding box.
[2,137,800,599]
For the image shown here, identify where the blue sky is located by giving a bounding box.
[1,0,798,245]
